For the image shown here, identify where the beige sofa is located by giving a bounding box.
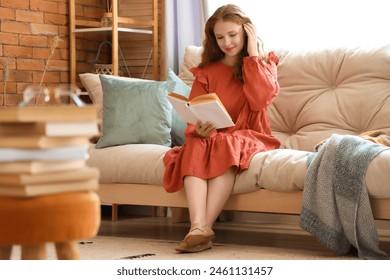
[86,44,390,221]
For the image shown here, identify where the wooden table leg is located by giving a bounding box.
[55,241,80,260]
[22,244,46,260]
[0,245,13,260]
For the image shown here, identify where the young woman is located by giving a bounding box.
[163,4,281,253]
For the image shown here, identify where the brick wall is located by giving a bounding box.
[0,0,73,106]
[0,0,163,106]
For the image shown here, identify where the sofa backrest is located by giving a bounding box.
[179,44,390,151]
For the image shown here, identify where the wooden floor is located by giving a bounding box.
[98,206,390,255]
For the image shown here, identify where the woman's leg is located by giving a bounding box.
[183,168,235,227]
[176,169,235,252]
[205,167,236,227]
[176,176,212,252]
[183,175,208,226]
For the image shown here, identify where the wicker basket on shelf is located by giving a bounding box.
[92,63,123,76]
[92,40,130,77]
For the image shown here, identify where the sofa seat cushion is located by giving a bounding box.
[88,144,169,185]
[238,148,390,198]
[88,144,390,198]
[87,144,309,194]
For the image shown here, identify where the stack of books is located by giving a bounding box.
[0,106,100,197]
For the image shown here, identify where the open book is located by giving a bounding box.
[167,92,235,129]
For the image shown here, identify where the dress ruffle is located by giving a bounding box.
[190,67,209,92]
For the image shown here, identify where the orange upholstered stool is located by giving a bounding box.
[0,191,100,260]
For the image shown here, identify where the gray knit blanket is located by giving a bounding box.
[300,134,389,259]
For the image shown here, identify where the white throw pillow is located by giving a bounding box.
[178,45,203,87]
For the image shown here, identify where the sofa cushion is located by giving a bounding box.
[88,144,169,185]
[95,75,175,148]
[233,149,310,194]
[178,45,203,87]
[269,45,390,151]
[88,142,310,194]
[80,72,191,147]
[79,73,145,122]
[167,68,191,147]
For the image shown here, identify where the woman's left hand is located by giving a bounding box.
[243,23,259,57]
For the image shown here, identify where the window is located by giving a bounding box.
[207,0,389,50]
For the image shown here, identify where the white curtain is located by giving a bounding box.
[165,0,208,73]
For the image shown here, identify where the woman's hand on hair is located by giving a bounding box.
[243,23,259,57]
[195,120,216,138]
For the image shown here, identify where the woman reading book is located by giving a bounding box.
[163,4,281,253]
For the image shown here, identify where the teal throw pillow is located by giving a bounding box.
[167,68,191,146]
[96,75,175,149]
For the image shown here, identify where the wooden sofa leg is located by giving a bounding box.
[171,207,189,223]
[111,204,118,221]
[152,206,167,217]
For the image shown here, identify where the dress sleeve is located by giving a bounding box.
[189,67,209,99]
[242,52,280,111]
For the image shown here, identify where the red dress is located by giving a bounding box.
[163,53,281,192]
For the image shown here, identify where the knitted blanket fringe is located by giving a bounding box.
[300,134,389,259]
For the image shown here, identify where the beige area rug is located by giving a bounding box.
[8,214,390,260]
[78,236,362,260]
[10,235,359,260]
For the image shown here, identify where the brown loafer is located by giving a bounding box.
[184,225,215,247]
[175,224,215,253]
[175,241,212,253]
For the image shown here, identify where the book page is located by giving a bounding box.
[190,93,219,105]
[190,101,235,129]
[168,92,235,129]
[167,94,199,125]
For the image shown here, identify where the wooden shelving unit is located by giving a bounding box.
[69,0,159,85]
